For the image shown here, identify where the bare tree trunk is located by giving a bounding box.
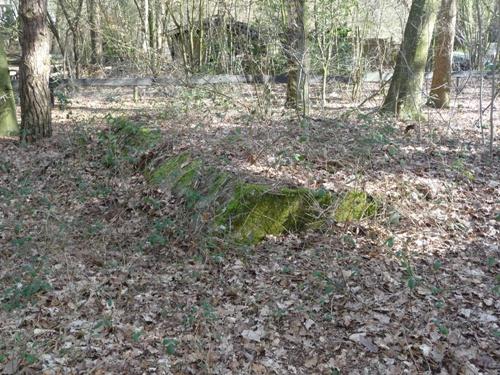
[285,0,309,116]
[88,0,102,65]
[148,0,155,50]
[475,0,485,143]
[47,11,65,57]
[489,9,499,161]
[58,0,84,78]
[0,37,18,137]
[381,0,439,118]
[143,0,149,53]
[429,0,457,108]
[20,0,52,142]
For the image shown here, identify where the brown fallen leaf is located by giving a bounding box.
[349,333,379,353]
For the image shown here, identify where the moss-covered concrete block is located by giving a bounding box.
[130,127,162,149]
[108,115,161,152]
[146,153,201,192]
[333,190,378,222]
[219,184,331,243]
[142,151,379,244]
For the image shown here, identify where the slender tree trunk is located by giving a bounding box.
[429,0,457,108]
[143,0,149,53]
[381,0,439,118]
[0,38,18,137]
[58,0,84,78]
[285,0,309,116]
[475,0,484,143]
[47,11,65,57]
[20,0,52,142]
[489,9,499,161]
[88,0,102,65]
[148,0,155,50]
[321,64,328,108]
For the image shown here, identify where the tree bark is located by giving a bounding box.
[0,38,18,137]
[143,0,149,53]
[381,0,439,118]
[20,0,52,142]
[285,0,309,116]
[429,0,457,108]
[88,0,102,65]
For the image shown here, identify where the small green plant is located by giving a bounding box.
[145,218,173,248]
[1,275,51,311]
[11,235,32,248]
[0,158,12,173]
[162,338,177,355]
[98,115,161,168]
[93,316,113,334]
[434,300,445,309]
[493,274,500,296]
[433,259,442,271]
[431,286,442,295]
[86,221,104,237]
[433,319,449,336]
[385,237,395,248]
[395,249,420,291]
[23,352,38,365]
[201,300,217,321]
[131,330,142,343]
[183,307,198,328]
[146,232,167,247]
[452,158,475,181]
[55,91,72,110]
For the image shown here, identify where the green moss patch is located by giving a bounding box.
[116,126,161,153]
[142,152,379,244]
[105,115,161,152]
[146,153,201,191]
[219,184,331,243]
[99,116,162,168]
[145,154,232,211]
[333,190,378,222]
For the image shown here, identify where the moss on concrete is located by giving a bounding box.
[146,153,202,193]
[333,190,378,222]
[108,115,161,152]
[143,153,379,244]
[131,127,162,149]
[220,184,331,243]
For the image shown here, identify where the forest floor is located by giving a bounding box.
[0,79,499,374]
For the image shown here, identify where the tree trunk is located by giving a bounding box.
[0,38,18,137]
[489,5,499,161]
[47,11,65,58]
[429,0,457,108]
[148,0,155,50]
[20,0,52,142]
[381,0,439,118]
[88,0,102,65]
[285,0,309,116]
[143,0,149,53]
[58,0,84,78]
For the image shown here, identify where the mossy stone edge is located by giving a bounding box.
[143,153,379,243]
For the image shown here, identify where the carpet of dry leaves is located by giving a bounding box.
[0,78,499,374]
